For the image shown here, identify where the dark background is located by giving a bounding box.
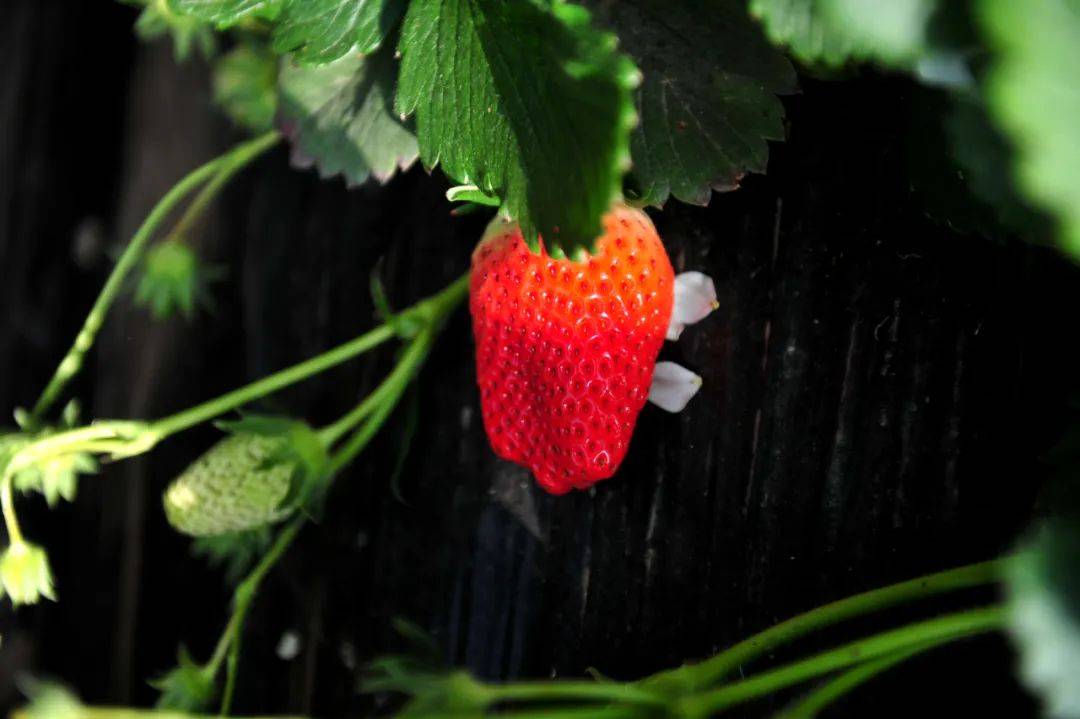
[0,1,1073,716]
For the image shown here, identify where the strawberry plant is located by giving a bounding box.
[3,0,1080,718]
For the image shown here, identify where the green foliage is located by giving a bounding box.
[172,0,404,64]
[135,240,218,320]
[906,89,1048,241]
[166,0,283,27]
[587,0,795,207]
[395,0,639,255]
[279,47,419,185]
[749,0,935,67]
[16,680,83,719]
[213,42,279,133]
[125,0,217,61]
[977,0,1080,260]
[1007,488,1080,717]
[270,0,406,64]
[151,646,217,712]
[7,401,97,508]
[191,527,273,584]
[163,416,327,536]
[0,541,56,605]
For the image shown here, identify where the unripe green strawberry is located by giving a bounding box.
[164,415,328,537]
[164,432,295,536]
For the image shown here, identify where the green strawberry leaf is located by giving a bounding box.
[749,0,936,67]
[977,0,1080,261]
[279,46,419,186]
[270,0,407,64]
[586,0,795,207]
[212,42,279,133]
[151,646,216,712]
[191,527,273,584]
[395,0,639,255]
[166,0,283,27]
[171,0,404,65]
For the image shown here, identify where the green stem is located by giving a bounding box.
[776,643,933,719]
[151,272,469,447]
[1,473,25,544]
[489,680,666,708]
[164,131,279,246]
[29,130,280,424]
[662,559,1003,691]
[676,606,1005,718]
[219,640,241,717]
[13,708,306,719]
[324,329,433,472]
[148,323,396,443]
[206,517,304,676]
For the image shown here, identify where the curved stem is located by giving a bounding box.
[676,606,1005,718]
[164,131,279,245]
[660,559,1003,691]
[29,130,280,424]
[1,474,24,544]
[324,329,433,471]
[776,643,933,719]
[148,324,396,442]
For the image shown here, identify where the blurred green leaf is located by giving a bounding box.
[151,646,216,712]
[16,680,83,719]
[1008,482,1080,717]
[906,88,1050,242]
[279,46,419,186]
[395,0,639,255]
[135,241,221,321]
[166,0,283,27]
[191,527,273,584]
[171,0,404,65]
[977,0,1080,260]
[749,0,936,67]
[125,0,217,61]
[213,42,279,133]
[587,0,795,207]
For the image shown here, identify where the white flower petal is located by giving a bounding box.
[648,361,703,413]
[668,271,719,340]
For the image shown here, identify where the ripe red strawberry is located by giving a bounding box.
[469,205,675,494]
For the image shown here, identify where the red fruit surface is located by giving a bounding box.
[469,206,675,494]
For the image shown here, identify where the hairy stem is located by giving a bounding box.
[30,130,280,424]
[658,559,1003,691]
[676,606,1005,718]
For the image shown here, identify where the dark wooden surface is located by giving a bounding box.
[1,2,1075,717]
